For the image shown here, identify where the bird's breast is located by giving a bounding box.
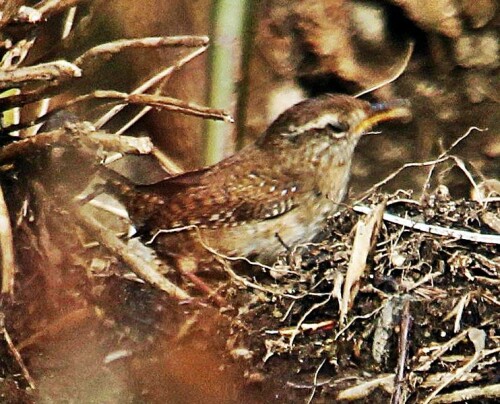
[197,192,338,263]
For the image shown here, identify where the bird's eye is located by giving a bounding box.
[326,122,349,133]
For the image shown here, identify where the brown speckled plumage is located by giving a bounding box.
[108,94,410,265]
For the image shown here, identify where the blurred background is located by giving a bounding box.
[17,0,497,192]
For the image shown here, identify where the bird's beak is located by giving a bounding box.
[355,99,412,134]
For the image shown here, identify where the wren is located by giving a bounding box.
[108,94,411,267]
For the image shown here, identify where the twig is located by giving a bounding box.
[335,303,387,340]
[74,36,209,66]
[403,271,443,293]
[422,329,493,404]
[430,383,500,403]
[270,320,334,336]
[35,0,90,19]
[0,83,61,111]
[85,90,233,122]
[0,313,35,389]
[289,295,331,348]
[73,208,190,300]
[353,205,500,245]
[359,157,450,201]
[422,126,485,194]
[0,37,36,70]
[148,225,273,271]
[94,45,208,129]
[152,147,184,175]
[0,124,153,163]
[391,299,412,404]
[355,40,414,97]
[176,269,226,307]
[83,197,129,219]
[336,374,395,400]
[0,184,15,295]
[307,358,327,404]
[447,155,482,203]
[220,259,301,299]
[443,292,471,333]
[0,60,81,89]
[413,326,482,373]
[61,5,77,39]
[339,201,385,324]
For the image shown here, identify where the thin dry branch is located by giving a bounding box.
[94,45,208,129]
[391,299,412,404]
[307,359,327,404]
[0,124,153,163]
[339,201,385,324]
[61,4,77,39]
[336,374,394,400]
[35,0,90,19]
[359,127,484,200]
[0,60,81,89]
[152,147,184,175]
[289,295,331,348]
[74,36,210,66]
[354,41,414,98]
[430,383,500,403]
[0,313,35,389]
[422,329,490,404]
[0,37,36,71]
[353,205,500,245]
[0,184,15,295]
[73,208,191,300]
[69,90,233,122]
[422,127,486,195]
[0,82,62,111]
[359,157,450,200]
[413,323,493,373]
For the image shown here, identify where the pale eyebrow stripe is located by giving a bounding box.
[282,113,345,137]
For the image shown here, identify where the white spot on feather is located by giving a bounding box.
[209,213,220,221]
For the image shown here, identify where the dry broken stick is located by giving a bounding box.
[94,44,208,129]
[0,82,64,111]
[422,328,493,404]
[0,123,153,164]
[0,34,210,136]
[0,184,15,295]
[14,0,91,23]
[73,207,191,301]
[73,35,210,66]
[0,60,81,89]
[0,312,35,389]
[358,127,486,201]
[95,91,233,122]
[0,35,207,111]
[3,87,232,141]
[391,299,412,404]
[64,90,233,122]
[339,201,386,325]
[353,205,500,245]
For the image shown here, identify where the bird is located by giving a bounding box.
[106,94,411,270]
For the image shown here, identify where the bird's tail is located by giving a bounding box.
[86,165,162,226]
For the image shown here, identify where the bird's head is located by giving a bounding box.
[257,94,411,153]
